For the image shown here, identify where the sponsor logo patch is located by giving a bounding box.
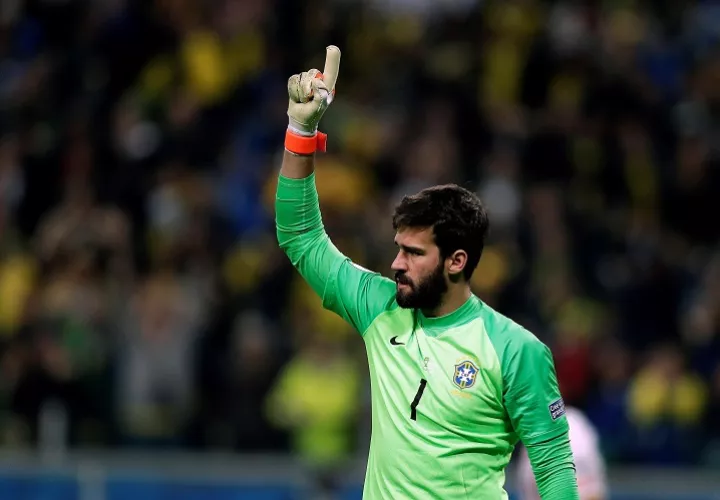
[549,398,566,420]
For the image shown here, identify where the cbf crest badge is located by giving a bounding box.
[453,360,479,389]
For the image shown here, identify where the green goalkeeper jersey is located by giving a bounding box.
[276,174,578,500]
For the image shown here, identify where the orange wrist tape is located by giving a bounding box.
[285,129,328,155]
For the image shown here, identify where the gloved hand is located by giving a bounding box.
[286,45,341,137]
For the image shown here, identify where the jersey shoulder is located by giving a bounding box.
[479,303,546,354]
[359,289,410,338]
[478,302,551,379]
[330,259,400,336]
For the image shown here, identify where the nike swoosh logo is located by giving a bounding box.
[390,336,405,346]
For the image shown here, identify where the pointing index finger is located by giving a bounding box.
[323,45,341,92]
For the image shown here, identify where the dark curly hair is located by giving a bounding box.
[392,184,490,281]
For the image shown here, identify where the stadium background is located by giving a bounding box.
[0,0,719,498]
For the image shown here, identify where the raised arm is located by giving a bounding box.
[280,44,341,180]
[276,46,396,335]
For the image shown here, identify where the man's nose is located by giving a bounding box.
[391,253,406,272]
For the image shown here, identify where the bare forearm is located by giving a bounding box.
[280,150,315,179]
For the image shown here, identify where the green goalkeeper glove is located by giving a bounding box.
[284,45,341,155]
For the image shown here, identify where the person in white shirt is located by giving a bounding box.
[515,406,608,500]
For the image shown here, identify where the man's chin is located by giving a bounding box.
[395,291,415,309]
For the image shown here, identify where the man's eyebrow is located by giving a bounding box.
[395,242,425,254]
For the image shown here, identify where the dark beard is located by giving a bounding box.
[395,261,447,311]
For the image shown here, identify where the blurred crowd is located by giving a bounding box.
[0,0,719,473]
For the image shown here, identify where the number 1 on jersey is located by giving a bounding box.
[410,379,427,421]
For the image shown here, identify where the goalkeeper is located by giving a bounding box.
[276,46,579,500]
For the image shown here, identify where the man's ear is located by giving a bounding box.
[446,250,468,278]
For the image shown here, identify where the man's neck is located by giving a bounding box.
[422,285,472,318]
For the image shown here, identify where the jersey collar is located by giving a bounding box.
[418,295,483,337]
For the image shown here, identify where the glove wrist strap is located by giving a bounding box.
[285,128,327,155]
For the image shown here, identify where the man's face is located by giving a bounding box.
[391,227,448,310]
